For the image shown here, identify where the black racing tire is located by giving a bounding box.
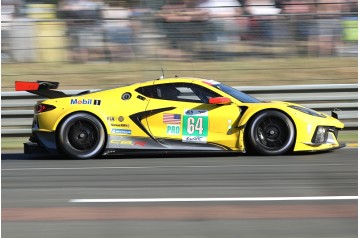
[246,110,295,155]
[58,113,106,159]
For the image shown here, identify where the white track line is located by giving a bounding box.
[69,196,358,203]
[1,163,352,171]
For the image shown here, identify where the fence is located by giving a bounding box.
[1,1,358,63]
[1,84,357,137]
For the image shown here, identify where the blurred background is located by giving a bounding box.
[1,0,358,90]
[1,2,358,237]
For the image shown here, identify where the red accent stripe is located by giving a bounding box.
[202,81,212,86]
[15,81,39,91]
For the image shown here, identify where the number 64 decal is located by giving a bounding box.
[182,110,208,138]
[186,117,204,135]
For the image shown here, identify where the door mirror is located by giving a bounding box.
[209,97,231,105]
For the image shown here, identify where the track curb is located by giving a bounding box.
[346,143,358,148]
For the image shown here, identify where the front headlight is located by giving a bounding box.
[312,126,328,144]
[288,105,326,118]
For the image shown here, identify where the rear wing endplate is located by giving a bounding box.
[15,81,67,99]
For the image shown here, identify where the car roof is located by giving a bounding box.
[137,77,210,86]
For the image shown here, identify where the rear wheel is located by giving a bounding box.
[246,110,295,155]
[58,113,106,159]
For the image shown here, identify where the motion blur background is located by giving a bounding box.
[1,2,358,238]
[1,0,358,90]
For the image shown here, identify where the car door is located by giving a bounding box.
[142,82,242,150]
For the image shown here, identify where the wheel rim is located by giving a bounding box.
[67,120,99,151]
[256,116,289,150]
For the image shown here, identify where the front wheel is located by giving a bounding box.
[246,110,295,155]
[58,113,106,159]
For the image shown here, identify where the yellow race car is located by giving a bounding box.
[16,77,345,159]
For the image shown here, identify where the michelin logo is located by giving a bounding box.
[70,99,101,105]
[111,129,131,135]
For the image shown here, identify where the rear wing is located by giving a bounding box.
[15,81,67,99]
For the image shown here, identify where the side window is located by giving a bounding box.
[135,85,158,98]
[191,84,221,103]
[136,83,221,103]
[158,83,221,103]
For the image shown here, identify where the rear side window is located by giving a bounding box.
[135,85,157,98]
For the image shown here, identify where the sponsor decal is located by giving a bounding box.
[111,129,131,135]
[110,140,146,146]
[163,113,181,124]
[71,99,92,105]
[121,92,132,100]
[70,99,101,105]
[166,124,180,135]
[111,123,130,128]
[183,136,206,143]
[182,109,208,143]
[107,116,115,122]
[184,110,208,116]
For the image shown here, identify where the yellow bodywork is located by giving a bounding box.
[34,77,344,153]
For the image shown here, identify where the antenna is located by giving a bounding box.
[160,68,165,79]
[156,68,165,80]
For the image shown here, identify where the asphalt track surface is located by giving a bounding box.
[2,148,358,238]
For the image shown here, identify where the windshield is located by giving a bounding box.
[211,83,261,103]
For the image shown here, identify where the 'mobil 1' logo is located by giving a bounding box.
[71,99,101,105]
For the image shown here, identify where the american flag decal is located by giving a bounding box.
[94,100,101,105]
[163,113,181,124]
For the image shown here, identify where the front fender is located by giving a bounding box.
[237,105,297,152]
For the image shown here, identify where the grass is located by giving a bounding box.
[338,130,359,145]
[1,131,357,151]
[1,137,29,151]
[2,57,357,91]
